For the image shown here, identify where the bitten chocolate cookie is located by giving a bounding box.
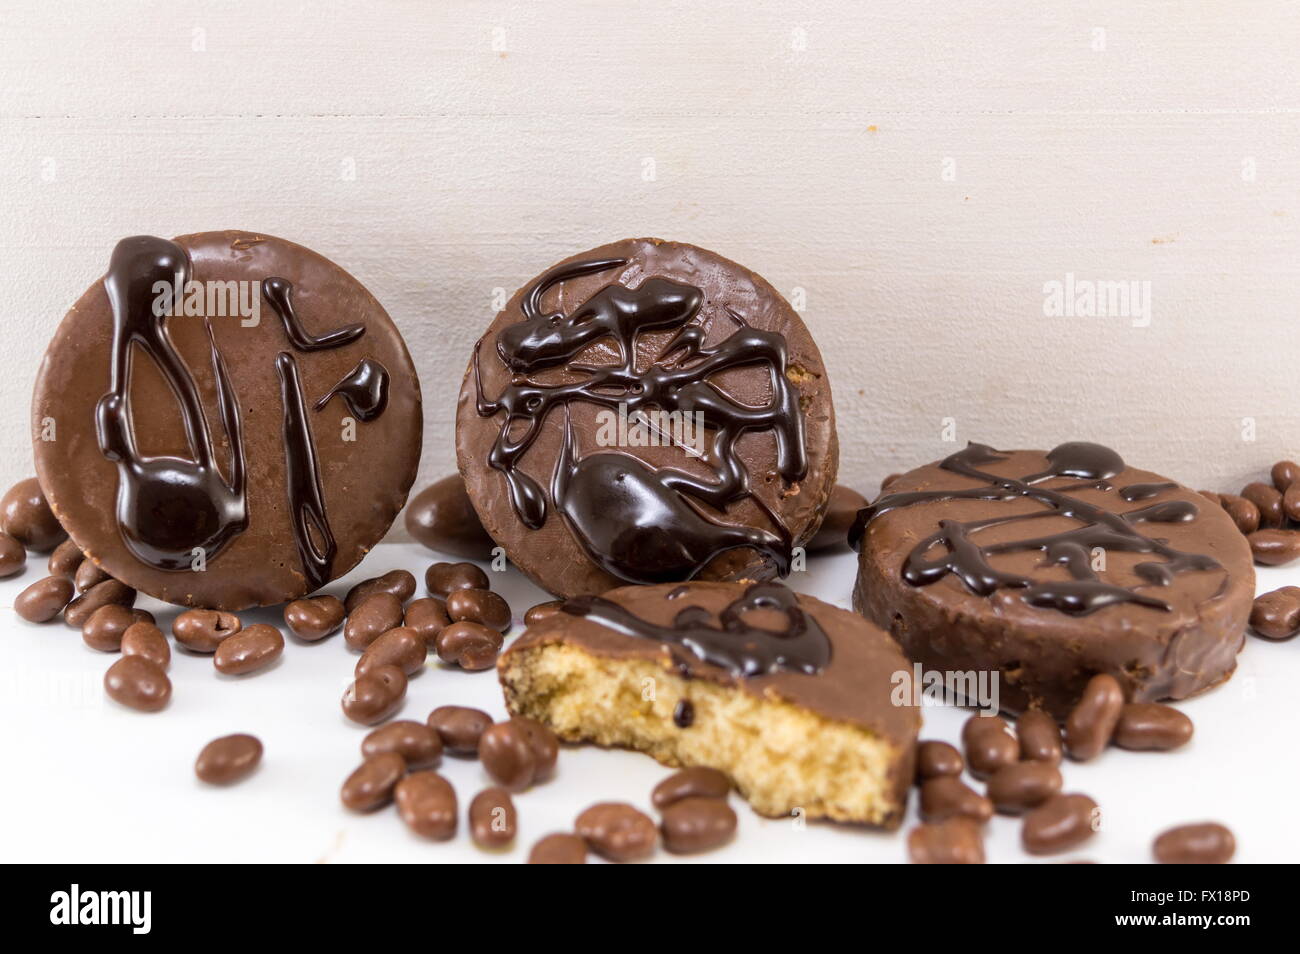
[498,581,919,827]
[851,442,1254,717]
[456,239,837,598]
[33,232,421,610]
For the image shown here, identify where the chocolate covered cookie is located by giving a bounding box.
[498,581,918,827]
[851,442,1254,717]
[456,239,837,598]
[33,232,421,609]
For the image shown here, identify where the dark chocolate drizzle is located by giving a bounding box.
[848,442,1221,616]
[474,256,808,584]
[275,352,336,591]
[314,358,389,421]
[263,278,384,589]
[562,582,831,677]
[96,236,248,570]
[263,276,366,351]
[1119,481,1177,502]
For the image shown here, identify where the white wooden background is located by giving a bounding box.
[2,1,1298,539]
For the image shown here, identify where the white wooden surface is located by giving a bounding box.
[2,1,1298,534]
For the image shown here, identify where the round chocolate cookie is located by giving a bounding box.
[498,581,919,827]
[33,231,421,609]
[851,442,1254,717]
[456,238,837,598]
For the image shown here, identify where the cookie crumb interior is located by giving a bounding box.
[499,643,908,828]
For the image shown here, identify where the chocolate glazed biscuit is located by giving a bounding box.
[498,581,919,827]
[851,442,1254,717]
[33,232,421,609]
[456,239,837,598]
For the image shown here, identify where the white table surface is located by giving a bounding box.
[0,542,1293,864]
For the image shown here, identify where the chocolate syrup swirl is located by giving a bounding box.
[315,358,389,422]
[562,582,831,677]
[96,236,248,570]
[262,276,365,351]
[276,352,336,591]
[474,257,808,584]
[848,442,1221,616]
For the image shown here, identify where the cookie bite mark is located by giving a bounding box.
[497,582,918,828]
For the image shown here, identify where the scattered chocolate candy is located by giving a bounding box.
[172,608,241,653]
[104,655,172,712]
[961,715,1019,779]
[74,559,110,593]
[425,561,489,598]
[914,740,963,781]
[1021,793,1098,855]
[660,797,737,854]
[1112,703,1194,751]
[394,771,457,839]
[355,626,427,677]
[523,600,564,627]
[64,579,135,628]
[511,717,559,783]
[283,595,345,641]
[1219,493,1260,536]
[1016,710,1063,765]
[341,664,408,725]
[213,623,284,675]
[427,705,493,755]
[1272,460,1300,492]
[341,753,406,812]
[404,597,450,646]
[575,802,657,862]
[469,787,517,848]
[1153,822,1235,864]
[343,592,403,651]
[195,734,263,785]
[435,620,503,670]
[651,767,732,808]
[908,817,985,864]
[0,477,64,551]
[344,569,416,614]
[1241,481,1284,528]
[919,776,993,824]
[528,832,587,864]
[1064,673,1124,761]
[82,604,154,652]
[120,621,170,670]
[806,484,868,552]
[986,761,1063,815]
[362,721,442,768]
[445,587,512,632]
[1249,586,1300,640]
[405,474,495,560]
[1285,484,1300,523]
[478,721,538,791]
[47,539,84,579]
[0,531,26,578]
[14,575,75,622]
[1247,528,1300,565]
